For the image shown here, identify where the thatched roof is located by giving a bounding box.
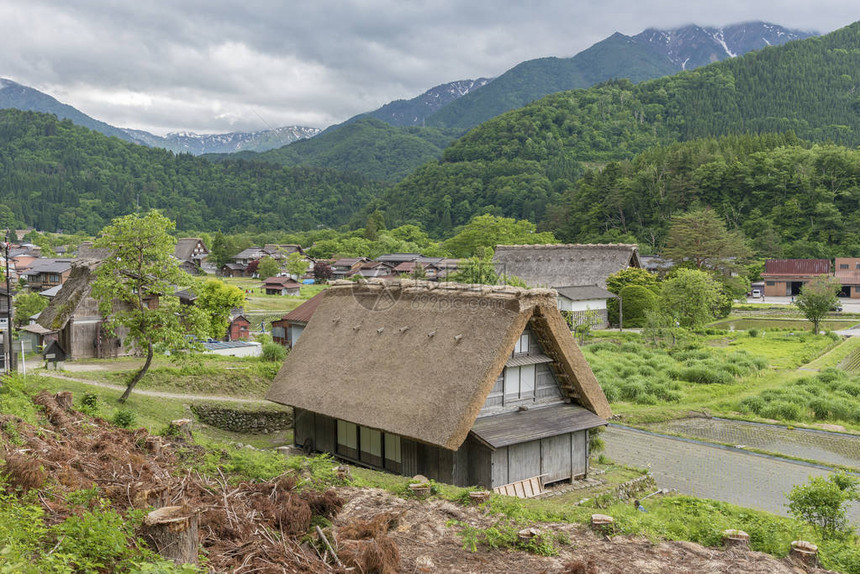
[75,241,111,261]
[266,280,610,451]
[493,244,640,289]
[174,238,207,261]
[37,260,100,332]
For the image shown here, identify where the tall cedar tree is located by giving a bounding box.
[662,208,752,272]
[91,211,207,402]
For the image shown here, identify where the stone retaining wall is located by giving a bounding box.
[190,404,293,434]
[613,473,657,501]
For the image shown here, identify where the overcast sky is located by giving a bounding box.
[0,1,855,135]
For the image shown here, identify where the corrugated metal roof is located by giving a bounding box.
[202,341,259,351]
[763,259,830,275]
[280,290,327,324]
[470,403,606,448]
[505,353,554,367]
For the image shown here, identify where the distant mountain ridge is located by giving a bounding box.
[633,21,813,70]
[0,78,319,154]
[422,21,815,130]
[363,78,492,127]
[120,125,321,155]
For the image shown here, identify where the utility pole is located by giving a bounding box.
[3,233,11,373]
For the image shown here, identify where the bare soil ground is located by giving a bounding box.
[338,487,835,574]
[0,391,836,574]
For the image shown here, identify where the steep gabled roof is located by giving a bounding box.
[261,277,301,288]
[174,238,208,261]
[266,280,610,450]
[37,260,100,332]
[493,244,640,289]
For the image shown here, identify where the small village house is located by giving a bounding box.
[834,258,860,298]
[554,285,618,330]
[35,261,137,360]
[173,238,209,275]
[261,276,302,296]
[22,258,73,291]
[226,314,251,341]
[331,257,369,280]
[270,290,326,348]
[761,259,831,297]
[267,280,611,490]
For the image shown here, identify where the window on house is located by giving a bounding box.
[336,420,358,459]
[384,433,402,473]
[766,281,775,286]
[841,264,849,269]
[856,263,860,270]
[504,364,537,401]
[359,427,383,467]
[513,332,530,355]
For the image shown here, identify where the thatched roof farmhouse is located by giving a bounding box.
[36,260,131,360]
[493,244,640,289]
[267,280,610,490]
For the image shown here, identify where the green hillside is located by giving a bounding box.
[228,117,460,182]
[382,22,860,236]
[0,109,386,234]
[553,133,860,257]
[426,33,679,130]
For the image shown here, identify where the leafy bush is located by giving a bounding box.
[261,342,287,362]
[112,409,136,429]
[788,473,859,540]
[748,328,759,338]
[80,392,100,416]
[619,285,657,328]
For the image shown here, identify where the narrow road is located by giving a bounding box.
[604,425,860,522]
[35,372,270,404]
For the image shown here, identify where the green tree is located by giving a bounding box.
[452,257,499,285]
[195,279,246,339]
[788,472,859,540]
[91,211,207,403]
[285,252,310,278]
[795,275,841,334]
[208,232,232,267]
[606,267,659,325]
[662,208,752,272]
[13,292,48,328]
[659,268,722,328]
[257,256,280,280]
[618,285,657,328]
[443,215,556,258]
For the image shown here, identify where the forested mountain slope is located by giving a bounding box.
[380,22,860,237]
[224,117,460,182]
[0,110,386,234]
[552,133,860,258]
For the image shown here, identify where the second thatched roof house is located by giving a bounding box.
[493,244,640,289]
[266,280,611,491]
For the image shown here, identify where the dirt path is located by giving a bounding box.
[604,425,860,523]
[35,371,270,404]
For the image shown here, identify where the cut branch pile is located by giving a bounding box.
[0,391,400,573]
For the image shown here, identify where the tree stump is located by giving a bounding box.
[469,491,491,505]
[518,527,540,543]
[55,392,74,411]
[722,529,749,549]
[140,506,199,565]
[790,540,819,568]
[408,483,431,498]
[145,436,164,456]
[168,419,193,441]
[590,514,614,534]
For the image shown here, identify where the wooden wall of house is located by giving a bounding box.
[489,429,591,488]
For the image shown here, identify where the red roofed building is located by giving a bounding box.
[271,290,326,348]
[761,259,831,297]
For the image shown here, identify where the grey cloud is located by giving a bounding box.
[0,0,854,134]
